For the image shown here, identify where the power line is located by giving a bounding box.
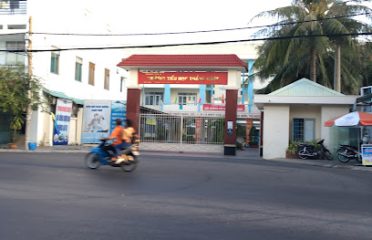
[0,12,370,37]
[1,32,370,53]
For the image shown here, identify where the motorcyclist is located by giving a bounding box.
[122,119,137,145]
[106,118,126,162]
[115,119,137,164]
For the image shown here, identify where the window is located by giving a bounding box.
[7,24,26,30]
[88,62,95,86]
[293,118,315,142]
[10,0,20,9]
[206,85,214,103]
[145,92,163,105]
[5,41,25,64]
[104,68,110,90]
[120,77,125,92]
[74,57,82,82]
[50,51,60,74]
[178,93,196,105]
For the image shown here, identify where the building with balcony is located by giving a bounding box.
[118,43,263,120]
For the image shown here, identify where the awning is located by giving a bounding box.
[324,111,372,127]
[43,88,84,105]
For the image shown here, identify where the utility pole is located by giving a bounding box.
[25,16,33,150]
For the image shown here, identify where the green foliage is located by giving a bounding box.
[360,42,372,87]
[0,66,42,142]
[287,142,299,154]
[252,0,372,94]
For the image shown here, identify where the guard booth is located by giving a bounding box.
[117,54,248,155]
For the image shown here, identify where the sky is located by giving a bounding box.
[30,0,294,47]
[29,0,371,49]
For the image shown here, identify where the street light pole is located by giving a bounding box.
[25,16,33,150]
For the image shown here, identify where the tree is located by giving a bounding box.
[0,66,41,143]
[252,0,372,94]
[360,42,372,87]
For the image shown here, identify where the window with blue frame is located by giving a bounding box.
[145,92,163,105]
[293,118,315,142]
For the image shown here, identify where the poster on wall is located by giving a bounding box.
[53,98,73,145]
[110,101,126,132]
[81,100,111,143]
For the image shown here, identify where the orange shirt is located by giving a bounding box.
[110,126,124,146]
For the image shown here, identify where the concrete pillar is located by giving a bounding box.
[224,89,238,155]
[199,85,206,104]
[164,84,171,105]
[246,118,253,146]
[126,88,141,133]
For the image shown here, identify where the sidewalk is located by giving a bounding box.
[1,145,371,172]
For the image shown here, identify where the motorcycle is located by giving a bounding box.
[336,144,362,163]
[297,139,333,160]
[85,138,139,172]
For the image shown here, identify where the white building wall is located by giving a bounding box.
[22,1,129,145]
[263,105,290,159]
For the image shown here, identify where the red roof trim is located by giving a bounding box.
[117,54,248,71]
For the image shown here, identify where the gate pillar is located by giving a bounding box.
[126,88,141,132]
[224,89,238,155]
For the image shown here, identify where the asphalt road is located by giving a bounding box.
[0,152,371,240]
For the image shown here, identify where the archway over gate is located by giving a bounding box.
[117,54,248,155]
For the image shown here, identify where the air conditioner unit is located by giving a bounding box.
[360,86,372,112]
[361,86,372,96]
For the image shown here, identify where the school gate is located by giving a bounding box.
[138,114,225,153]
[117,54,249,155]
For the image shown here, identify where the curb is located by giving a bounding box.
[1,148,371,172]
[270,158,372,172]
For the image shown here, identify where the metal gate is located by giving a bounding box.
[139,114,225,153]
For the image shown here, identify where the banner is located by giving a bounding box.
[138,71,228,85]
[81,100,111,143]
[53,99,72,145]
[203,104,245,112]
[110,100,126,132]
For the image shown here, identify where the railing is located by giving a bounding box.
[0,1,27,15]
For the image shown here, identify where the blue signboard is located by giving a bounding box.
[110,101,126,131]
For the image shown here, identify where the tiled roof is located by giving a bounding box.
[117,54,247,71]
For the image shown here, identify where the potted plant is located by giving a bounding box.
[286,142,299,159]
[0,66,41,149]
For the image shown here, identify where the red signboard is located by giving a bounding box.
[203,104,245,112]
[138,71,228,85]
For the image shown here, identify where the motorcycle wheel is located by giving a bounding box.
[85,153,101,169]
[356,155,362,163]
[323,150,333,160]
[120,154,138,172]
[298,149,310,159]
[337,149,350,163]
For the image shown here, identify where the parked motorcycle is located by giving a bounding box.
[85,138,139,172]
[336,144,362,163]
[297,139,333,160]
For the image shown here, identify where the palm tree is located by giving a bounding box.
[252,0,371,94]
